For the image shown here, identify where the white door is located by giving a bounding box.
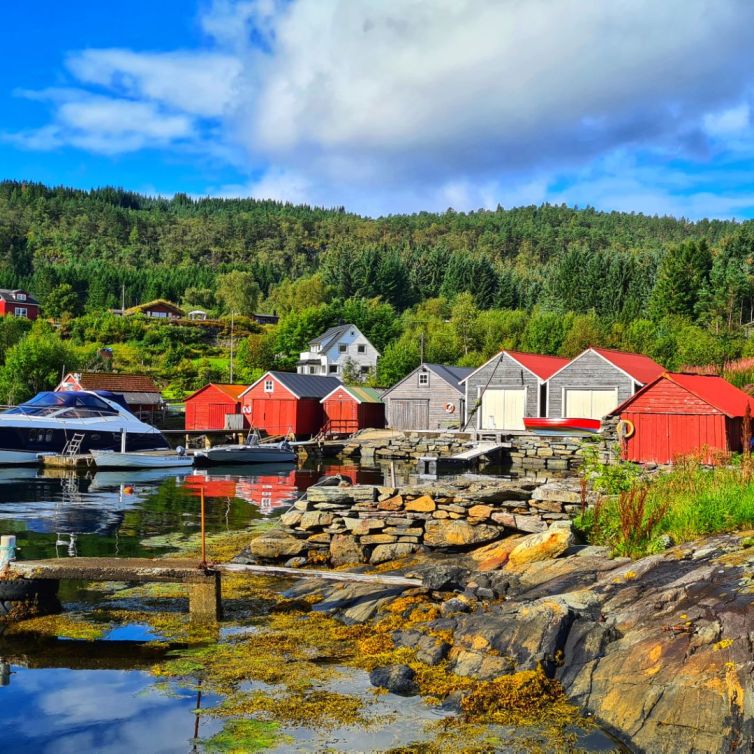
[564,388,618,420]
[480,388,526,430]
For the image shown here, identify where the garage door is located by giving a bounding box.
[479,388,526,430]
[564,388,618,420]
[390,399,429,430]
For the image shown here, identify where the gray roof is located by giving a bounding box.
[382,363,474,397]
[425,364,474,392]
[0,289,38,305]
[309,324,354,352]
[269,371,342,399]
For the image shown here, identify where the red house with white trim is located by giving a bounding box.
[321,385,385,434]
[612,373,754,464]
[0,289,39,320]
[184,383,248,430]
[240,372,341,438]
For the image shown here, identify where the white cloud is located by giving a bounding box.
[6,0,754,216]
[6,91,194,154]
[66,49,242,117]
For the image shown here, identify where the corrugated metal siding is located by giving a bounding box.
[623,412,729,464]
[185,385,243,430]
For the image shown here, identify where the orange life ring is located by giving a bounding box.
[616,419,635,439]
[242,405,252,414]
[444,402,456,414]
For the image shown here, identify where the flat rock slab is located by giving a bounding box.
[9,558,218,584]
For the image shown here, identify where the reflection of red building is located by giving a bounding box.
[182,463,382,515]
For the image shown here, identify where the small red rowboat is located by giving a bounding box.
[523,417,601,435]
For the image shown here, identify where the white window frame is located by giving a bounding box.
[14,306,27,318]
[418,372,429,386]
[357,344,366,354]
[264,379,274,392]
[16,293,26,302]
[338,344,347,354]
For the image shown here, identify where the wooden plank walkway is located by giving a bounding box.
[218,563,422,587]
[450,442,510,462]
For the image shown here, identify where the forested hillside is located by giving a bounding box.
[1,179,753,401]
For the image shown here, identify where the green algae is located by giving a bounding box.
[202,719,289,753]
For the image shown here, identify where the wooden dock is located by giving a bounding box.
[6,558,423,622]
[40,453,95,470]
[8,558,222,621]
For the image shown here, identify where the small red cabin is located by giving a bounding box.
[613,373,754,464]
[185,384,248,431]
[321,385,385,434]
[0,289,39,320]
[240,372,341,438]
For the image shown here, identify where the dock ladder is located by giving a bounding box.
[62,432,85,456]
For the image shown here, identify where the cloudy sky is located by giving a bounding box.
[3,0,754,217]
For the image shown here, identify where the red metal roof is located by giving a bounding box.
[591,347,665,384]
[506,351,570,380]
[615,373,754,418]
[185,383,247,401]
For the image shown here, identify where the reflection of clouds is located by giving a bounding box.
[2,668,222,753]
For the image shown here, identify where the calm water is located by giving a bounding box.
[0,459,384,753]
[0,461,619,753]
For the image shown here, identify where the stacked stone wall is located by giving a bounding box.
[252,478,595,565]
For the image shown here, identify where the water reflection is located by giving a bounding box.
[0,666,222,754]
[0,460,383,561]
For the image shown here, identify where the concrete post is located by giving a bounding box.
[188,572,222,622]
[0,535,16,567]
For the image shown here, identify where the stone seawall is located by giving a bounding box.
[251,478,595,566]
[342,420,619,474]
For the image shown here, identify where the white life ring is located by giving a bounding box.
[444,402,456,414]
[242,405,252,415]
[616,419,635,440]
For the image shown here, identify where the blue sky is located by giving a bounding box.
[3,0,754,218]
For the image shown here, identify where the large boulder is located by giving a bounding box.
[507,525,575,567]
[250,530,307,560]
[423,519,502,549]
[469,536,524,571]
[369,664,419,696]
[369,542,418,564]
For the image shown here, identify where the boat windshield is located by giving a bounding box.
[5,391,121,417]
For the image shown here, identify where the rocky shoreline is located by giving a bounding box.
[238,476,754,753]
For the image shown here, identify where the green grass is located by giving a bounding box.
[575,458,754,558]
[203,719,288,753]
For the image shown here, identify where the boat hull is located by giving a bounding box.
[91,450,194,470]
[193,444,297,466]
[0,449,45,465]
[523,418,601,435]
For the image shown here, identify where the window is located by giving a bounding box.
[338,344,347,353]
[360,366,369,374]
[329,364,339,373]
[357,344,366,354]
[264,380,274,392]
[16,293,26,302]
[418,372,429,386]
[309,367,316,374]
[14,307,27,318]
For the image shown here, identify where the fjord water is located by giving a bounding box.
[0,460,382,753]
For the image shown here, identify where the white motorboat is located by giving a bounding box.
[0,390,169,465]
[193,438,296,466]
[90,449,194,470]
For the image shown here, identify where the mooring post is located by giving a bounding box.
[0,662,10,687]
[188,571,222,622]
[200,488,207,567]
[0,535,16,568]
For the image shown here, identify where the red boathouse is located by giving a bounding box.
[321,385,385,434]
[613,373,754,464]
[184,384,248,431]
[240,372,341,438]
